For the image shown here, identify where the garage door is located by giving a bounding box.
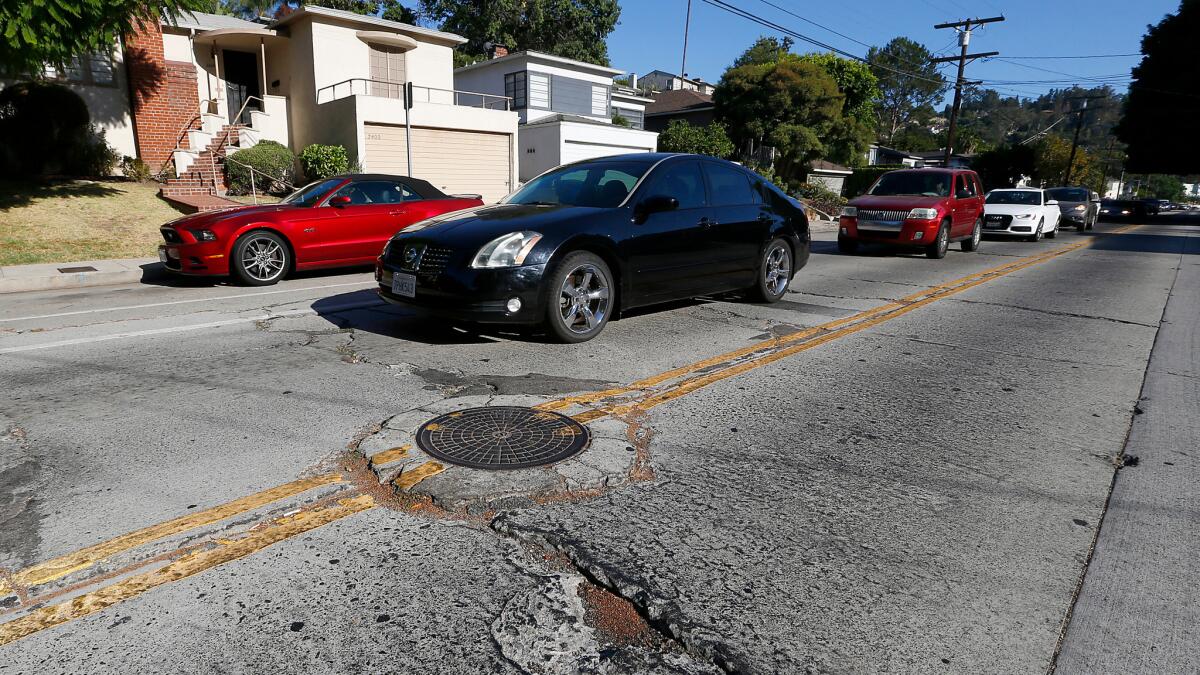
[364,124,513,203]
[560,140,655,166]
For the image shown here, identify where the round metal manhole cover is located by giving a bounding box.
[415,406,591,470]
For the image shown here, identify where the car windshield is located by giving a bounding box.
[281,178,344,207]
[868,172,952,197]
[505,162,650,208]
[986,191,1042,205]
[1046,188,1088,202]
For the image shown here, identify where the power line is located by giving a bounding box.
[1002,53,1141,60]
[932,15,1005,163]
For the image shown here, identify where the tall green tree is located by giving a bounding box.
[714,55,846,183]
[0,0,208,74]
[866,37,947,145]
[732,36,794,68]
[1116,0,1199,174]
[418,0,620,65]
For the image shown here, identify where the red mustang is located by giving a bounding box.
[158,174,483,285]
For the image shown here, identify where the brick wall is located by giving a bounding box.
[125,18,200,171]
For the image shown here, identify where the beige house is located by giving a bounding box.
[18,7,520,206]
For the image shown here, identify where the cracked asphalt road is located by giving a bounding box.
[1,218,1198,672]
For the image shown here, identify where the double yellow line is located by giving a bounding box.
[0,225,1139,648]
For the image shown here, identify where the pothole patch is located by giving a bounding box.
[357,395,641,512]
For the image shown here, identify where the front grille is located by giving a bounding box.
[161,228,182,244]
[985,214,1013,227]
[416,245,453,282]
[858,209,909,222]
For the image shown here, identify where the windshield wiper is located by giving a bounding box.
[520,200,558,206]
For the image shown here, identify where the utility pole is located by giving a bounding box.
[680,0,693,83]
[1063,95,1107,185]
[932,16,1004,165]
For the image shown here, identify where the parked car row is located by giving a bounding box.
[837,169,1109,253]
[159,154,811,342]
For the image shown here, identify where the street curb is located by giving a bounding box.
[0,259,167,295]
[810,219,839,233]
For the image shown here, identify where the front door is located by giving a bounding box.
[701,161,768,291]
[223,50,261,124]
[624,159,715,304]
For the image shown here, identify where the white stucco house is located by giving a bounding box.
[6,6,521,207]
[453,50,658,182]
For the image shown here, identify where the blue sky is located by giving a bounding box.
[604,0,1180,100]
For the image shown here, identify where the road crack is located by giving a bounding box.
[953,299,1158,328]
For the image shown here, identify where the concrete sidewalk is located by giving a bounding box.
[0,258,165,294]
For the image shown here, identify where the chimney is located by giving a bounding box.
[630,72,637,89]
[490,44,509,59]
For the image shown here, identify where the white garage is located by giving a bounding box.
[363,123,514,203]
[517,115,659,182]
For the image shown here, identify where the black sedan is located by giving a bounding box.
[375,153,810,342]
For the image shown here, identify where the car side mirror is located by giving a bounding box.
[1046,199,1059,206]
[329,195,352,208]
[634,195,679,222]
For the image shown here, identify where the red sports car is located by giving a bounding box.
[158,174,483,285]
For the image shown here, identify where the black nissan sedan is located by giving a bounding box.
[375,153,810,342]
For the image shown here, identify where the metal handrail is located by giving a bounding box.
[156,98,221,180]
[314,78,512,110]
[223,154,295,205]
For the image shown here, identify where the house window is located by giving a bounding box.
[504,71,527,109]
[43,51,115,87]
[528,73,550,108]
[590,85,608,116]
[369,44,406,98]
[614,107,643,130]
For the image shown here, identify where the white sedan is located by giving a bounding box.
[982,188,1062,241]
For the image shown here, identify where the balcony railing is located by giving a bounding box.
[315,79,512,110]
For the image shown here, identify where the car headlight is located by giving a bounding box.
[908,208,939,220]
[840,206,857,217]
[382,239,394,259]
[190,229,217,241]
[1014,213,1035,219]
[1073,204,1087,211]
[470,231,543,268]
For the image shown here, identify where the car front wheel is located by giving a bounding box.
[1046,218,1058,239]
[1027,219,1044,243]
[545,251,612,343]
[232,231,290,286]
[749,238,792,302]
[926,221,950,259]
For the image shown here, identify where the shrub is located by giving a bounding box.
[120,156,152,182]
[611,112,631,128]
[225,141,295,195]
[657,120,735,159]
[0,81,91,177]
[792,181,847,219]
[298,143,349,181]
[71,125,120,176]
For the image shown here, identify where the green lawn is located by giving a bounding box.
[0,180,186,266]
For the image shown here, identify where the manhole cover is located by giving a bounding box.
[415,406,590,470]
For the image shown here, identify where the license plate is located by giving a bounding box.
[391,272,416,298]
[158,249,168,263]
[985,222,1005,229]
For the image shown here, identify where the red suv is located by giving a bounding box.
[838,168,984,259]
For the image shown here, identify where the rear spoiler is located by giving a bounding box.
[450,193,482,200]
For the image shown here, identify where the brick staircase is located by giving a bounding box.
[159,123,246,212]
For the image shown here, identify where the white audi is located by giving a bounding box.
[982,188,1062,241]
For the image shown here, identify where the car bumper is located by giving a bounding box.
[376,261,547,324]
[838,217,941,245]
[159,242,230,276]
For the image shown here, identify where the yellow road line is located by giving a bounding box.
[0,472,343,597]
[394,461,446,491]
[0,494,375,648]
[369,445,411,466]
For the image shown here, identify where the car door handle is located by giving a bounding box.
[388,210,407,216]
[698,217,716,228]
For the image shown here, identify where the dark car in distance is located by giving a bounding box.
[1045,187,1101,231]
[838,168,985,259]
[376,153,810,342]
[1099,199,1142,221]
[159,174,482,285]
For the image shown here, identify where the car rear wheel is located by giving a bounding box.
[837,234,858,255]
[926,221,950,259]
[1046,219,1058,239]
[232,231,289,286]
[961,218,982,252]
[749,238,792,303]
[544,252,612,344]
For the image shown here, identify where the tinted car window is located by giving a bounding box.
[705,163,756,207]
[646,161,707,210]
[505,161,650,208]
[330,180,408,205]
[282,178,344,207]
[986,191,1043,205]
[956,175,976,198]
[1046,188,1089,202]
[869,172,952,197]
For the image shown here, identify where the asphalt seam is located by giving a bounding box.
[951,298,1160,328]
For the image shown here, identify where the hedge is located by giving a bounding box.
[225,141,295,195]
[298,144,349,181]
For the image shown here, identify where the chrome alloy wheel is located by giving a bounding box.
[937,224,949,253]
[241,236,286,281]
[763,243,792,296]
[558,263,610,334]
